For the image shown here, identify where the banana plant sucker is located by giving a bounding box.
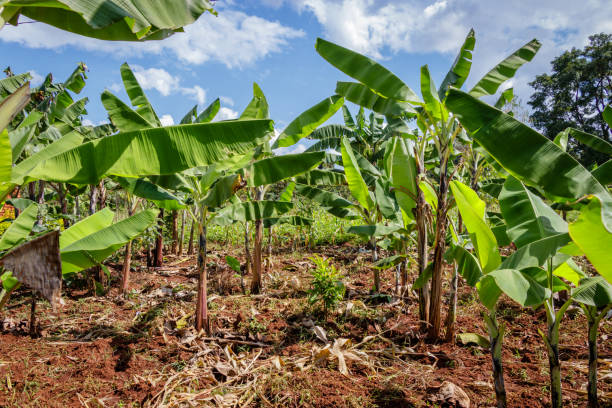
[581,303,612,408]
[250,186,265,294]
[194,205,210,333]
[428,118,463,340]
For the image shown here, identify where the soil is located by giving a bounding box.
[0,242,610,407]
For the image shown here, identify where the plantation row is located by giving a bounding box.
[0,2,611,407]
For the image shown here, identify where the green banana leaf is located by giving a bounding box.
[571,276,612,307]
[0,82,29,132]
[295,169,346,186]
[279,181,296,202]
[0,73,30,97]
[264,216,312,228]
[0,130,10,191]
[564,128,612,156]
[197,98,220,123]
[2,0,215,41]
[8,124,36,163]
[240,83,268,120]
[334,82,416,116]
[294,185,353,209]
[212,201,293,226]
[348,223,402,237]
[487,269,550,307]
[315,38,419,102]
[500,233,572,271]
[552,259,585,287]
[420,65,446,122]
[568,196,612,282]
[115,176,185,210]
[101,90,153,132]
[445,245,483,287]
[341,136,373,212]
[23,120,273,185]
[60,208,114,249]
[438,28,475,99]
[274,95,344,148]
[450,180,500,273]
[201,174,240,209]
[445,88,612,232]
[61,208,159,274]
[0,203,37,251]
[246,152,325,187]
[390,136,418,220]
[120,63,160,127]
[469,39,541,97]
[499,176,568,248]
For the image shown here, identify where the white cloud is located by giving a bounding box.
[181,85,207,105]
[295,0,612,99]
[108,83,122,93]
[130,66,206,105]
[0,11,304,69]
[133,66,180,96]
[160,114,175,126]
[215,107,239,121]
[220,96,235,106]
[28,70,43,86]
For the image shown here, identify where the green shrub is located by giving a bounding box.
[307,255,345,314]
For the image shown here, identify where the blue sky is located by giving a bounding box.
[1,0,611,152]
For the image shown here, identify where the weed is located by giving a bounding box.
[307,255,345,315]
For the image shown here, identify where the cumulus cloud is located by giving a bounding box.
[0,11,304,69]
[129,66,207,105]
[215,107,239,121]
[220,96,235,107]
[159,114,175,126]
[28,70,43,86]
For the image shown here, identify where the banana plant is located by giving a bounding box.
[0,1,216,41]
[315,29,541,339]
[450,180,559,408]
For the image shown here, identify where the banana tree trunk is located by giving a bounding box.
[428,159,450,340]
[57,183,70,229]
[154,209,164,267]
[121,206,135,295]
[484,310,507,408]
[171,210,178,254]
[187,219,195,255]
[250,219,264,294]
[89,184,98,215]
[370,235,380,292]
[585,304,612,408]
[444,263,459,343]
[265,226,273,274]
[542,298,572,408]
[35,181,45,226]
[244,222,252,278]
[98,180,107,209]
[178,210,186,255]
[121,240,133,294]
[195,221,209,334]
[415,159,430,324]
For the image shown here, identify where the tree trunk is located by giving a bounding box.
[187,219,195,255]
[428,160,450,340]
[154,209,164,267]
[444,264,458,343]
[58,183,70,229]
[178,211,186,255]
[36,180,45,226]
[195,222,209,334]
[250,219,264,294]
[98,180,107,209]
[484,310,507,408]
[244,222,253,278]
[171,210,178,254]
[587,308,599,408]
[121,206,135,294]
[370,235,379,292]
[89,184,98,215]
[121,240,133,294]
[265,226,273,274]
[415,158,430,325]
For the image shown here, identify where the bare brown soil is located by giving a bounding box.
[0,243,610,407]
